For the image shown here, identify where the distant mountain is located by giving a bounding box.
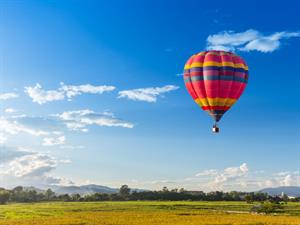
[23,186,44,193]
[51,184,119,195]
[259,186,300,197]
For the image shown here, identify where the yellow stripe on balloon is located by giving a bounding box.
[195,98,237,107]
[185,62,248,70]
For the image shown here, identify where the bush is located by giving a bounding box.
[250,201,283,214]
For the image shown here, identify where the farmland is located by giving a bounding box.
[0,201,300,225]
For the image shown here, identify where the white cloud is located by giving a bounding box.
[128,164,300,192]
[59,145,85,150]
[207,29,300,53]
[0,116,68,146]
[196,169,218,177]
[0,117,49,137]
[25,83,116,104]
[0,146,31,163]
[0,92,18,100]
[59,159,71,164]
[0,147,72,188]
[4,108,17,113]
[259,172,300,188]
[25,83,65,104]
[280,174,293,186]
[60,83,115,99]
[7,154,57,177]
[194,165,300,191]
[56,109,134,131]
[212,163,249,186]
[0,133,7,144]
[42,136,66,146]
[118,85,179,102]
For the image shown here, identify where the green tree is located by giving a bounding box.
[0,190,10,204]
[119,185,130,197]
[179,188,185,193]
[27,190,38,202]
[58,194,71,201]
[71,193,81,201]
[281,193,289,203]
[45,189,55,201]
[162,187,168,192]
[245,194,254,203]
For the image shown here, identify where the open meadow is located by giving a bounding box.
[0,201,300,225]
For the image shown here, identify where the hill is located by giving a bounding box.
[50,184,119,195]
[259,186,300,197]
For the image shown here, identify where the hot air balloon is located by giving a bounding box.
[183,50,248,133]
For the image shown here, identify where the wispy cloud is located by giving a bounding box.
[42,136,66,146]
[56,109,134,131]
[195,169,218,177]
[207,29,300,52]
[59,145,85,150]
[0,133,7,144]
[4,108,17,113]
[0,92,18,100]
[0,117,49,137]
[0,115,66,146]
[118,85,179,102]
[25,83,116,104]
[60,82,116,99]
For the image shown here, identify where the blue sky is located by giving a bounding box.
[0,0,299,191]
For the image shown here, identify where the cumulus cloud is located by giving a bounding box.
[195,165,300,191]
[0,92,18,100]
[24,83,65,104]
[258,172,300,188]
[0,146,72,188]
[56,109,134,132]
[212,163,249,186]
[128,164,300,192]
[118,85,179,102]
[207,29,300,52]
[7,153,57,177]
[42,136,66,146]
[25,83,116,104]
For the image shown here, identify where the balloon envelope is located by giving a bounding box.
[184,50,248,122]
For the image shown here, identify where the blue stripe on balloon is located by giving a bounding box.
[184,75,247,83]
[184,66,248,74]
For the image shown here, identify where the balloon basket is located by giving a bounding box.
[212,124,219,133]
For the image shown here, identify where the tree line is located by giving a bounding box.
[0,185,299,204]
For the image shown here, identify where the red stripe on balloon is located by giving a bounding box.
[187,80,246,99]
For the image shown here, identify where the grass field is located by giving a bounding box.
[0,201,300,225]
